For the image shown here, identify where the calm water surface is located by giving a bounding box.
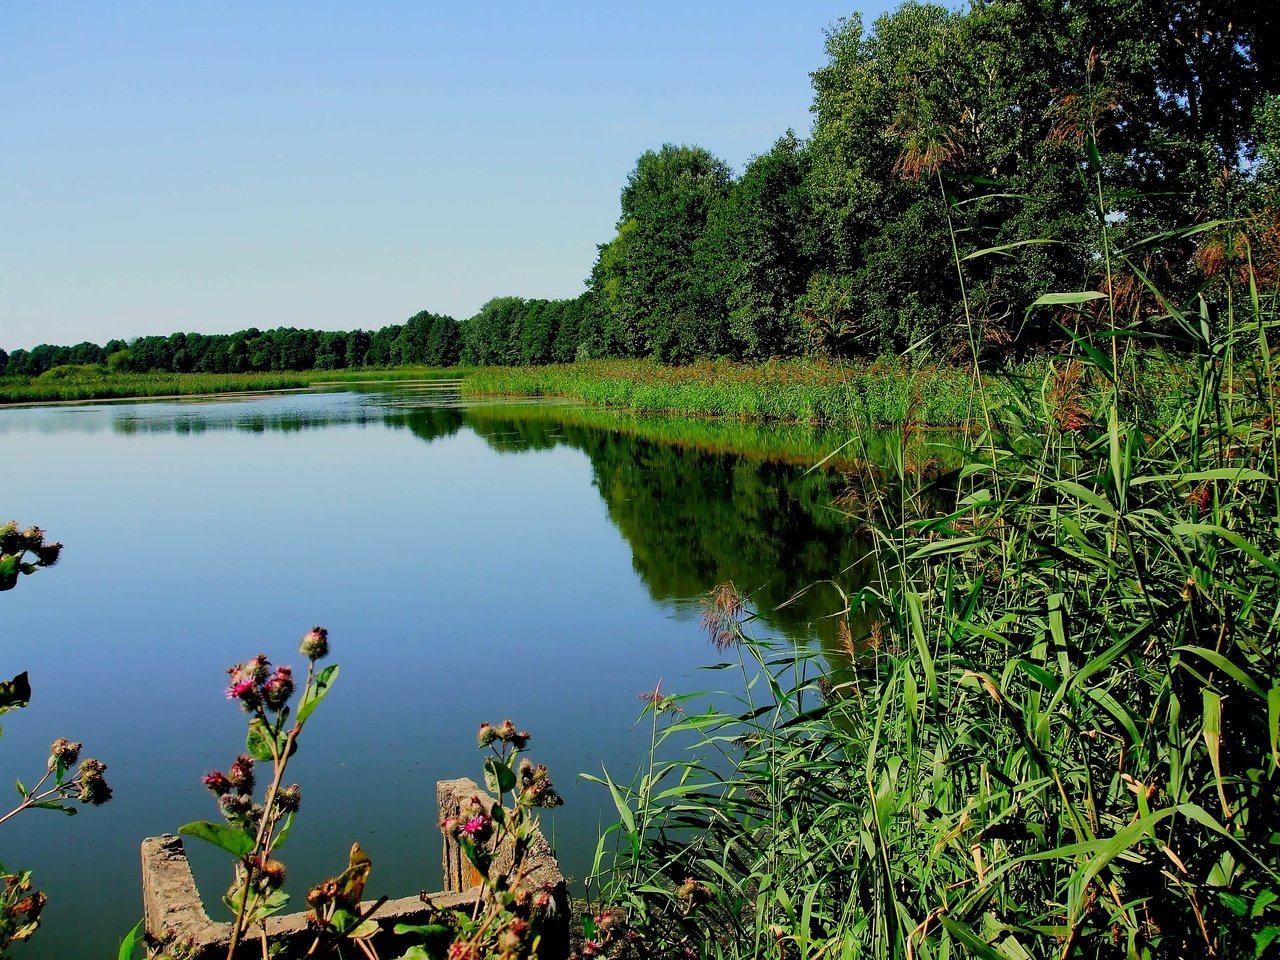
[0,386,881,956]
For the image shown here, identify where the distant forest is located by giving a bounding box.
[4,0,1276,377]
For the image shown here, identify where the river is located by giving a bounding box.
[0,383,901,956]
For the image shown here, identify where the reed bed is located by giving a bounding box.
[462,358,1195,429]
[0,365,461,405]
[583,265,1280,956]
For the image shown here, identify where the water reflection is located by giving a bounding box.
[97,391,893,644]
[0,386,958,957]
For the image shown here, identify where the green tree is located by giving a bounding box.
[591,145,733,362]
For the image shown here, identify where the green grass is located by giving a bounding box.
[0,364,464,405]
[462,357,1197,429]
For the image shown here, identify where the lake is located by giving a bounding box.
[0,384,886,956]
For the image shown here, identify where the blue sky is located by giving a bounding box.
[2,2,892,350]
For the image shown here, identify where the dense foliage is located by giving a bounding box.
[0,312,464,378]
[584,232,1280,960]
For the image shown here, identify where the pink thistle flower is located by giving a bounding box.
[203,771,232,796]
[459,814,489,838]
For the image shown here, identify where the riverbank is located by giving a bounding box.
[462,359,1005,425]
[461,358,1193,427]
[0,365,461,405]
[3,358,1191,429]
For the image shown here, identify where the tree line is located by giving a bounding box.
[4,0,1276,376]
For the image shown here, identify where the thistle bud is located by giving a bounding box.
[220,793,253,823]
[77,759,112,805]
[48,738,81,768]
[33,542,62,567]
[228,755,255,794]
[276,783,302,813]
[299,627,329,661]
[203,771,232,796]
[258,859,287,889]
[477,722,496,748]
[263,665,294,710]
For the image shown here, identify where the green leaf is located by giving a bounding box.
[1029,291,1105,308]
[32,800,76,815]
[961,239,1056,261]
[1257,926,1280,958]
[178,820,256,856]
[249,887,290,923]
[246,718,276,762]
[483,757,516,797]
[392,923,450,937]
[118,919,144,960]
[298,664,339,724]
[271,812,295,852]
[15,779,26,799]
[939,916,1009,960]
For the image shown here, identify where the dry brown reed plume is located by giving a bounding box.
[1194,202,1280,290]
[1045,49,1122,150]
[1047,358,1091,433]
[701,582,746,652]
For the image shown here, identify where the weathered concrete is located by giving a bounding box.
[141,779,568,959]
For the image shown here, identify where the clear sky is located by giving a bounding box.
[2,2,892,351]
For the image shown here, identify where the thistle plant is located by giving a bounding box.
[178,627,347,959]
[0,522,112,955]
[392,720,563,960]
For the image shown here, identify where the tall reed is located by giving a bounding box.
[583,201,1280,957]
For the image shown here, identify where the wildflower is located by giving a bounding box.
[262,665,294,710]
[477,722,497,748]
[225,659,267,709]
[228,755,255,794]
[581,940,603,957]
[459,813,491,840]
[594,910,617,934]
[203,771,232,796]
[300,626,329,661]
[48,738,81,768]
[447,942,480,960]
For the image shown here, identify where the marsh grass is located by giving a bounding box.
[462,357,1195,431]
[0,365,463,405]
[583,205,1280,956]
